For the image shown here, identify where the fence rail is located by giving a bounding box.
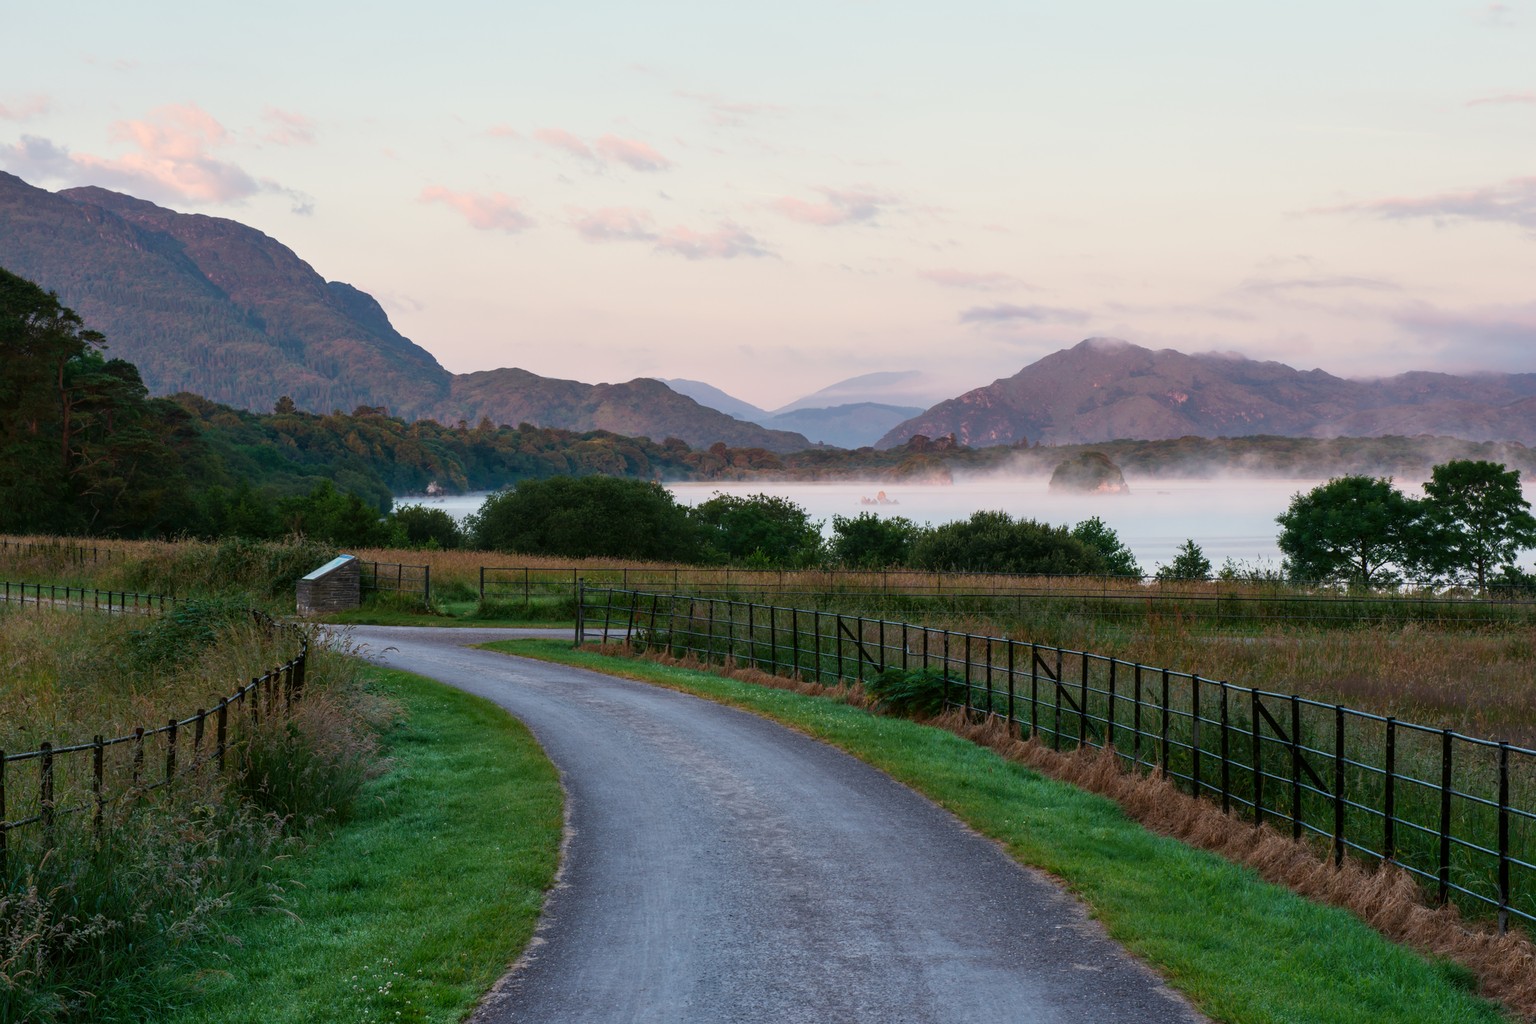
[579,585,1536,931]
[0,617,307,879]
[359,560,431,605]
[485,566,1536,629]
[0,580,172,614]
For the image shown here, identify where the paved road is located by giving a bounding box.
[347,626,1207,1024]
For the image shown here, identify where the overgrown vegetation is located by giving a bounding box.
[0,604,387,1021]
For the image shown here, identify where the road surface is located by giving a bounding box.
[347,625,1206,1024]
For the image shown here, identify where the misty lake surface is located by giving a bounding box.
[405,476,1353,573]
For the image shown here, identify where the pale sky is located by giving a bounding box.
[3,1,1533,409]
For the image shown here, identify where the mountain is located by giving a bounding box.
[763,403,923,449]
[0,173,810,452]
[878,338,1536,448]
[772,370,951,414]
[663,376,922,447]
[443,370,812,451]
[661,379,770,422]
[0,172,452,417]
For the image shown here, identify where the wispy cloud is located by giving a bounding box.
[1311,176,1536,235]
[486,123,521,140]
[655,222,773,260]
[0,104,303,208]
[419,186,535,233]
[1239,275,1402,296]
[1466,91,1536,107]
[0,94,49,121]
[1393,300,1536,366]
[533,127,672,171]
[675,90,785,128]
[960,303,1089,325]
[261,107,316,146]
[569,206,657,242]
[1477,2,1518,27]
[920,269,1024,291]
[593,134,671,171]
[533,127,593,160]
[769,185,899,227]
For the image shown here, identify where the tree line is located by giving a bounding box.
[6,266,1535,589]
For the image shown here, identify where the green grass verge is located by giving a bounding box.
[487,638,1510,1024]
[159,666,563,1024]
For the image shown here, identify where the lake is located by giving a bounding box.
[402,475,1347,573]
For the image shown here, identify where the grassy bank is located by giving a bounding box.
[159,667,562,1024]
[493,638,1517,1024]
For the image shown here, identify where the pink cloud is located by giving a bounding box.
[419,186,535,233]
[570,206,657,242]
[1312,176,1536,235]
[769,185,897,226]
[1466,91,1536,107]
[534,127,672,171]
[0,94,49,120]
[68,105,261,203]
[920,269,1023,291]
[533,127,595,160]
[593,134,671,171]
[262,107,316,146]
[655,222,773,260]
[487,123,522,139]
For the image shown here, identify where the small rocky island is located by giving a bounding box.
[1048,451,1129,494]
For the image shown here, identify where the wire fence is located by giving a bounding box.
[484,565,1536,630]
[0,615,308,879]
[0,580,173,614]
[359,560,431,605]
[579,585,1536,931]
[0,538,118,566]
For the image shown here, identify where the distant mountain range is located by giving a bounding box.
[0,172,811,452]
[877,338,1536,448]
[663,376,925,448]
[6,171,1535,454]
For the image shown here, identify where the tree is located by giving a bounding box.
[388,503,464,550]
[691,492,823,567]
[465,476,703,561]
[829,512,923,569]
[1275,476,1419,588]
[1417,460,1536,591]
[1070,517,1141,576]
[0,267,102,530]
[1155,539,1211,581]
[909,510,1108,575]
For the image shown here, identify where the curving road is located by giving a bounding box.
[348,626,1207,1024]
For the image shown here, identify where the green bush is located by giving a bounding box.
[863,667,954,718]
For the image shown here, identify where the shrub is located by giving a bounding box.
[863,667,954,718]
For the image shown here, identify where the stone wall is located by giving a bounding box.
[296,555,360,615]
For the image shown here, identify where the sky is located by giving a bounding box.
[2,1,1534,410]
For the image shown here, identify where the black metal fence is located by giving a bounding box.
[0,627,308,879]
[579,585,1536,931]
[0,580,172,614]
[359,560,431,605]
[485,565,1536,630]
